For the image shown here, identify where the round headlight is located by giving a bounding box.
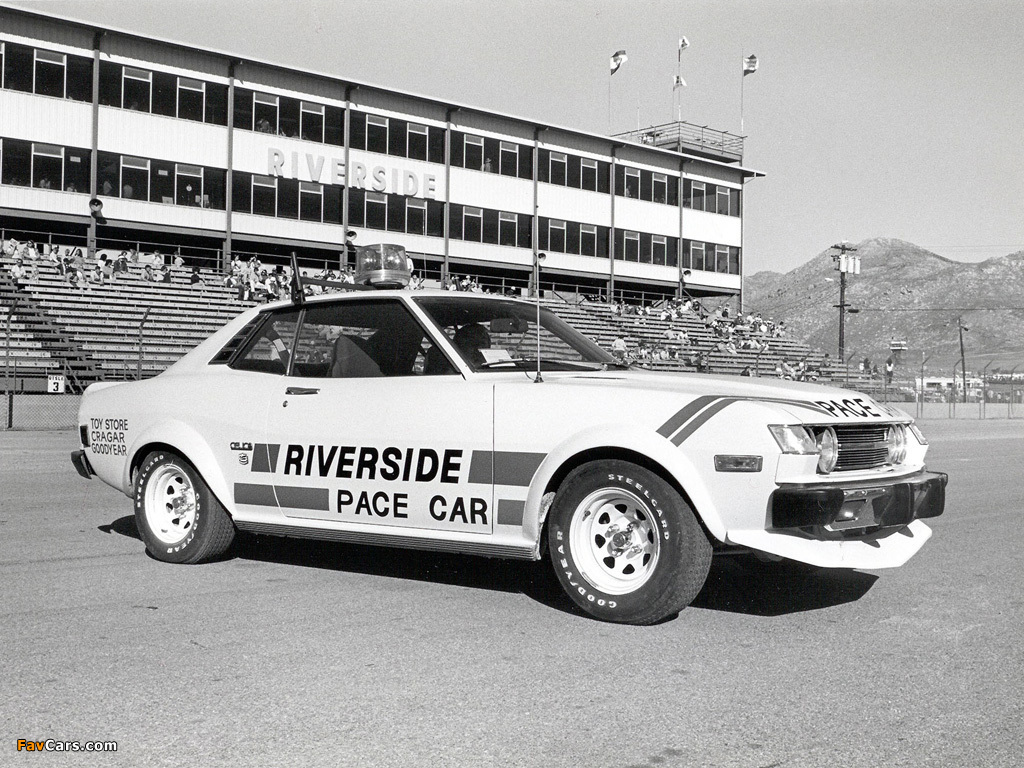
[816,427,838,473]
[887,424,907,464]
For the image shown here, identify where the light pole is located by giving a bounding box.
[534,252,545,383]
[956,317,969,404]
[918,354,931,420]
[831,242,860,361]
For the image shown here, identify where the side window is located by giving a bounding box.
[291,300,455,379]
[231,309,301,375]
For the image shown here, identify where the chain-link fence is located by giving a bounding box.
[2,393,81,430]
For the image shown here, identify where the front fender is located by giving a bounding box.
[124,420,233,513]
[522,422,727,547]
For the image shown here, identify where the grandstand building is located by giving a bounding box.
[0,5,762,301]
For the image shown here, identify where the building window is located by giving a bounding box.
[121,156,149,200]
[1,138,28,186]
[688,180,706,211]
[298,181,323,222]
[580,158,598,191]
[64,147,89,193]
[176,77,205,122]
[123,67,152,112]
[652,173,668,204]
[366,115,389,154]
[716,186,731,216]
[175,164,203,207]
[252,175,277,215]
[548,219,566,252]
[365,191,387,229]
[624,168,640,199]
[404,198,427,235]
[407,123,428,161]
[254,92,278,133]
[300,101,325,142]
[99,61,124,107]
[33,49,66,98]
[0,43,4,90]
[579,224,597,256]
[499,142,519,177]
[690,241,706,270]
[623,231,640,261]
[652,235,667,266]
[498,211,518,246]
[716,244,731,273]
[462,206,483,241]
[464,135,484,171]
[31,143,62,190]
[550,152,567,186]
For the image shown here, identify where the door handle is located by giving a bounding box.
[285,387,320,395]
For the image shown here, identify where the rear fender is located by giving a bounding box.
[124,420,232,511]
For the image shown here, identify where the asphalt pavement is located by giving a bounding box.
[1,420,1020,767]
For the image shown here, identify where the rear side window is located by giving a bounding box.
[229,308,301,375]
[209,314,266,364]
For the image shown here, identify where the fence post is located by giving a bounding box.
[5,300,17,429]
[137,307,151,381]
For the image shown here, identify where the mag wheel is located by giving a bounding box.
[547,460,712,624]
[134,451,235,564]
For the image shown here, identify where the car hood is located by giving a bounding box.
[541,370,911,421]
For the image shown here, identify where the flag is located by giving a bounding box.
[743,54,758,75]
[677,36,690,62]
[673,74,686,89]
[610,50,627,75]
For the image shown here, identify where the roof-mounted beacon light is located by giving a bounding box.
[355,244,412,289]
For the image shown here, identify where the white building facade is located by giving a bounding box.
[0,6,762,300]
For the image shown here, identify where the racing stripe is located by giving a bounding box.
[274,485,330,511]
[656,395,720,438]
[251,443,280,473]
[235,482,277,506]
[468,451,546,486]
[496,499,526,526]
[670,398,738,445]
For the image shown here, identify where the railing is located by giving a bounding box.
[613,121,745,161]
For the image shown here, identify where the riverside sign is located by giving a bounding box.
[266,147,439,199]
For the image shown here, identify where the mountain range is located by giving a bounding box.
[743,238,1024,375]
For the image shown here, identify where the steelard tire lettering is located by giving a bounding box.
[546,460,711,625]
[134,451,236,565]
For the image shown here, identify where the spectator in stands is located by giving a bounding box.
[112,252,129,277]
[173,253,185,268]
[8,258,27,283]
[143,264,156,282]
[92,256,107,284]
[190,266,207,287]
[611,335,628,361]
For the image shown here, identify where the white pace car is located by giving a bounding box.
[73,289,946,624]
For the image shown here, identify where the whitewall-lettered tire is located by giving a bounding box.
[134,451,235,564]
[547,460,712,624]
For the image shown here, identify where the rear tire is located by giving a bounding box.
[134,451,235,564]
[547,460,712,624]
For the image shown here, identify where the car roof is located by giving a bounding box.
[259,289,532,311]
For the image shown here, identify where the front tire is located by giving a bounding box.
[547,460,712,624]
[134,451,235,564]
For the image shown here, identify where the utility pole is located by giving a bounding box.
[831,242,860,361]
[957,317,968,404]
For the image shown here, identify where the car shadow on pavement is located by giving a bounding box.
[233,532,583,615]
[692,554,878,616]
[98,515,142,540]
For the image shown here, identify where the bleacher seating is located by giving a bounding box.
[2,246,871,390]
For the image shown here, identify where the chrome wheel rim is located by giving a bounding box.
[569,487,660,595]
[144,463,197,545]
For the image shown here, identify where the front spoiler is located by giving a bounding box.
[71,449,94,479]
[726,470,947,570]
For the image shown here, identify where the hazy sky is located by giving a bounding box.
[7,0,1023,274]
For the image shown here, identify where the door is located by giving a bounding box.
[265,297,495,535]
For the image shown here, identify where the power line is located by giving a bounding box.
[855,307,1024,312]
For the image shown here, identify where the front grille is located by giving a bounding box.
[834,425,889,471]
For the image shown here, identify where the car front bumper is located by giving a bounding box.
[770,470,947,531]
[71,449,95,479]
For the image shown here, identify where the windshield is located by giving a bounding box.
[414,296,618,373]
